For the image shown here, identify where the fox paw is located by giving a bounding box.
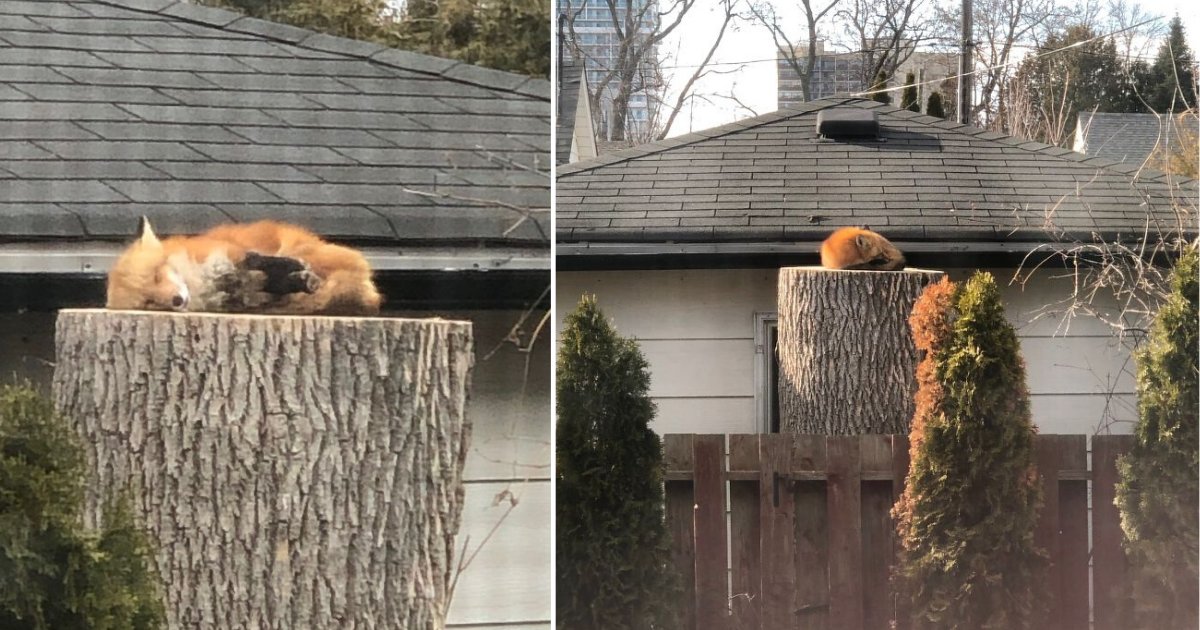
[243,252,320,295]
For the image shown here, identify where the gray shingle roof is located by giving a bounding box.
[0,0,550,245]
[1075,111,1199,166]
[557,98,1196,247]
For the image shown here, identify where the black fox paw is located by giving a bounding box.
[243,252,320,295]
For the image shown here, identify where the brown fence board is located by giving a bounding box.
[760,435,798,630]
[1059,480,1089,630]
[794,481,828,630]
[664,433,1133,630]
[693,435,728,630]
[861,481,895,630]
[730,480,761,630]
[728,435,761,630]
[792,435,829,629]
[729,434,759,473]
[826,436,864,630]
[1092,435,1134,630]
[1035,436,1065,626]
[666,479,697,630]
[890,435,911,630]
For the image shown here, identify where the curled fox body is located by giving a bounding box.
[106,218,382,315]
[820,227,906,271]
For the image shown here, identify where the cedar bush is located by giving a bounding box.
[556,296,678,630]
[893,273,1043,629]
[901,72,920,112]
[1115,245,1199,629]
[0,383,165,630]
[926,91,946,118]
[871,70,892,104]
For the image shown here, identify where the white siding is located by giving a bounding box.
[558,267,1138,436]
[0,308,551,629]
[558,269,777,435]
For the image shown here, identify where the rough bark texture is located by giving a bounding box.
[777,267,943,434]
[52,309,473,630]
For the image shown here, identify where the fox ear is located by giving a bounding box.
[856,234,870,249]
[137,216,160,247]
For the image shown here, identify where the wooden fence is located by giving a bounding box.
[662,433,1136,630]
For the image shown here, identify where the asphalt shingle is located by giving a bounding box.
[0,0,549,245]
[557,98,1194,246]
[1075,111,1199,166]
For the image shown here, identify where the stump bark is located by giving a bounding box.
[777,267,943,434]
[52,309,473,630]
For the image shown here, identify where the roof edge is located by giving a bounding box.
[94,0,548,100]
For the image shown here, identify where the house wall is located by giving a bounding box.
[0,309,550,630]
[557,267,1137,436]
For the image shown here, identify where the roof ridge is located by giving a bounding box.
[92,0,548,100]
[857,98,1198,187]
[556,98,855,176]
[560,96,1196,187]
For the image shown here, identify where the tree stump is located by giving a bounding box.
[777,267,943,434]
[51,309,473,630]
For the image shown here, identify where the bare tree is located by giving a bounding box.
[747,0,843,102]
[1084,0,1166,62]
[561,0,705,141]
[933,0,1062,125]
[653,0,741,139]
[1005,68,1079,144]
[836,0,932,90]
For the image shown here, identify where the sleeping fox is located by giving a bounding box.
[106,218,382,315]
[819,227,906,271]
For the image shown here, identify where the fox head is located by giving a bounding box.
[106,217,190,311]
[853,227,906,271]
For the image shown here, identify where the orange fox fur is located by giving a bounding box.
[819,227,906,271]
[106,218,381,315]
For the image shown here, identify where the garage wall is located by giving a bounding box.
[557,267,1138,436]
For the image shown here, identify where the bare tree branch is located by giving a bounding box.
[656,0,739,139]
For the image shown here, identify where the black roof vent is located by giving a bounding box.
[816,109,880,139]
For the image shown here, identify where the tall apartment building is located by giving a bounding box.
[776,42,954,112]
[559,0,658,140]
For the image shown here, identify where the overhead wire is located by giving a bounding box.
[848,15,1164,97]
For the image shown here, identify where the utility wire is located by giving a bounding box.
[850,15,1164,96]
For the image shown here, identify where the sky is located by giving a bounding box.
[655,0,1200,137]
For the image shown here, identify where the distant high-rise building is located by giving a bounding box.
[776,42,954,112]
[559,0,658,140]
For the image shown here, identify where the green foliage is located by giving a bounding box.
[1012,23,1141,142]
[894,273,1044,629]
[901,72,920,112]
[199,0,549,77]
[871,70,892,104]
[1145,17,1197,112]
[0,384,165,630]
[1115,246,1199,629]
[926,91,946,118]
[556,296,678,630]
[201,0,403,44]
[396,0,550,77]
